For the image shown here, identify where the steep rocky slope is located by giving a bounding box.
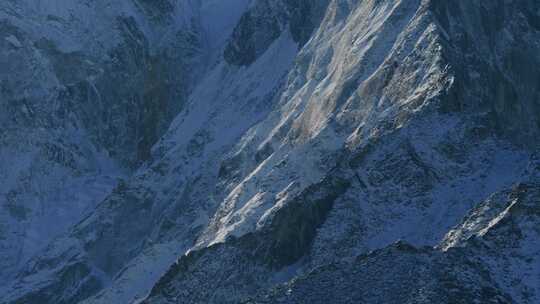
[1,0,539,303]
[0,0,236,298]
[142,0,540,303]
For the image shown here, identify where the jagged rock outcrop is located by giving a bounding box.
[142,0,540,303]
[224,0,329,66]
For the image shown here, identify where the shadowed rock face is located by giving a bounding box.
[0,0,202,294]
[133,0,175,21]
[247,185,540,304]
[0,10,198,167]
[432,0,540,147]
[35,15,198,167]
[2,0,540,303]
[244,243,515,304]
[143,169,350,304]
[224,0,330,66]
[9,262,103,304]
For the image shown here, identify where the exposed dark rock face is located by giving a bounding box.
[143,168,350,304]
[224,0,330,66]
[0,0,203,297]
[244,243,515,304]
[432,0,540,147]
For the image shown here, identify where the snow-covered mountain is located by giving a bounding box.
[1,0,539,303]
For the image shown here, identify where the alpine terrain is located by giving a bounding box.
[1,0,539,303]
